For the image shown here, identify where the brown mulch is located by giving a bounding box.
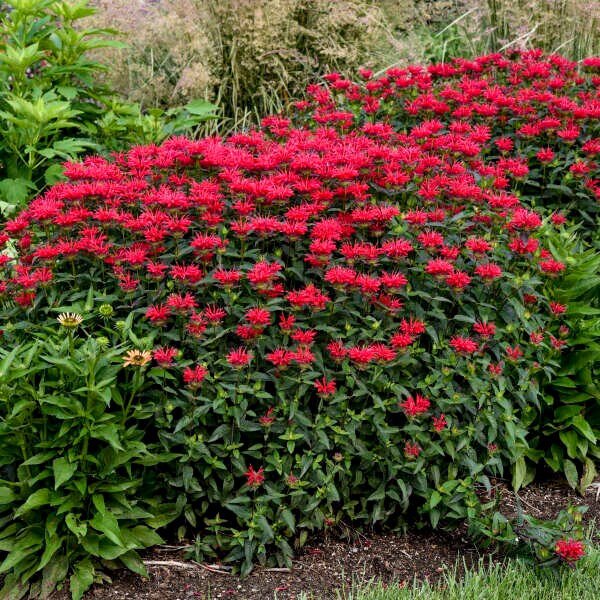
[50,478,600,600]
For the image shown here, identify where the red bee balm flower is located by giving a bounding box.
[259,408,276,427]
[432,414,447,432]
[183,365,208,390]
[505,346,523,361]
[244,465,265,488]
[450,336,479,354]
[245,307,271,327]
[227,347,253,368]
[314,377,336,397]
[539,260,565,275]
[475,263,502,281]
[555,539,585,562]
[153,346,178,367]
[404,442,421,458]
[473,321,496,338]
[400,394,430,417]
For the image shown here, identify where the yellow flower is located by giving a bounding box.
[57,313,83,328]
[122,349,152,368]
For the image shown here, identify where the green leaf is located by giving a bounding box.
[37,533,63,571]
[92,494,106,516]
[281,509,295,533]
[65,514,87,539]
[0,488,16,506]
[0,531,43,573]
[91,424,123,450]
[44,163,66,186]
[70,559,94,600]
[563,459,579,490]
[571,415,596,444]
[512,456,526,491]
[0,573,28,600]
[559,430,579,459]
[579,459,597,495]
[119,550,148,577]
[40,554,69,598]
[429,490,442,509]
[0,178,34,208]
[182,99,218,116]
[89,512,123,547]
[122,526,163,548]
[53,457,78,490]
[14,489,50,518]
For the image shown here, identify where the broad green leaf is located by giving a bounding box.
[70,559,94,600]
[182,99,218,116]
[559,430,579,459]
[65,514,87,539]
[119,550,148,577]
[90,424,123,450]
[14,489,50,518]
[579,458,597,495]
[563,459,579,490]
[41,554,69,598]
[53,457,78,490]
[429,490,442,509]
[89,512,123,547]
[0,488,16,506]
[571,415,596,444]
[512,456,526,491]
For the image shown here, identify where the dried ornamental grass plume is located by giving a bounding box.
[86,0,392,126]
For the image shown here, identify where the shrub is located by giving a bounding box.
[297,49,600,485]
[537,227,600,491]
[0,50,581,594]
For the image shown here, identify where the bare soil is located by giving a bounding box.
[51,478,600,600]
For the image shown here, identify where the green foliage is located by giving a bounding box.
[2,46,600,596]
[0,0,218,217]
[534,226,600,492]
[0,325,173,599]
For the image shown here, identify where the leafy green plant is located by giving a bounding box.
[470,487,588,569]
[2,48,600,596]
[0,310,177,599]
[0,0,218,217]
[533,225,600,492]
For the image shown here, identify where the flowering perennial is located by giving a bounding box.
[0,48,585,575]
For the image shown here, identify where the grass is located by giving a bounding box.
[324,548,600,600]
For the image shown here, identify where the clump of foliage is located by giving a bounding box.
[307,50,600,487]
[2,50,593,598]
[0,0,217,217]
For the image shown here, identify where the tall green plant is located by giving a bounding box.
[0,0,218,217]
[534,225,600,492]
[0,310,178,600]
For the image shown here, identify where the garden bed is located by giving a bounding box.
[49,478,599,600]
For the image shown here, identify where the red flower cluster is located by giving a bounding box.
[555,539,585,562]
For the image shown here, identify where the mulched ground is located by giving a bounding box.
[52,477,600,600]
